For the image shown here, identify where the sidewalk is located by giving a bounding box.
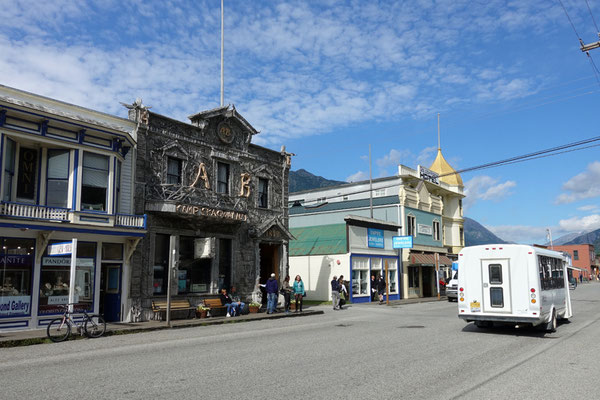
[0,296,447,348]
[0,308,324,348]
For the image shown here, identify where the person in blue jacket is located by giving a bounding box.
[293,275,305,312]
[265,273,279,314]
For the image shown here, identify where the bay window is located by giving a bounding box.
[81,152,109,212]
[46,149,70,208]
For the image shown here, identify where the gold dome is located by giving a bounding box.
[429,149,463,187]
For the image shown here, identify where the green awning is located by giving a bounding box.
[289,224,347,256]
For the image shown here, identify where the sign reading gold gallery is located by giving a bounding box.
[176,204,248,222]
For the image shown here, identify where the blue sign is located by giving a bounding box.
[452,262,459,271]
[368,228,384,248]
[392,236,413,249]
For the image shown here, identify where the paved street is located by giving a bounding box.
[1,284,599,400]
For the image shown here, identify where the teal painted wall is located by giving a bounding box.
[405,207,443,248]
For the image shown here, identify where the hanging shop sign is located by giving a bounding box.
[176,204,247,222]
[368,228,385,249]
[393,236,413,249]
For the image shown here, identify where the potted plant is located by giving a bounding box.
[196,305,210,318]
[248,302,261,313]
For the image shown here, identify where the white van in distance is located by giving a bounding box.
[457,244,572,332]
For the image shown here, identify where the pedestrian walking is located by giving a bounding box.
[293,275,305,312]
[281,275,292,313]
[370,274,377,302]
[377,274,386,304]
[339,275,348,309]
[265,273,279,314]
[331,276,340,310]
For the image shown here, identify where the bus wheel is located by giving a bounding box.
[545,310,557,333]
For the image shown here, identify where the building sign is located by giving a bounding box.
[47,241,74,256]
[0,296,31,317]
[42,257,94,267]
[418,224,432,235]
[418,165,439,185]
[393,236,413,249]
[17,147,37,199]
[367,228,385,248]
[176,204,248,222]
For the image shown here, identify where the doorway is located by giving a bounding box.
[259,243,280,284]
[100,263,121,322]
[422,266,433,297]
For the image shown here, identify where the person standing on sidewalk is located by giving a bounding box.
[265,273,279,314]
[371,274,377,302]
[377,274,386,304]
[293,275,305,312]
[331,276,340,310]
[339,275,348,309]
[281,275,292,313]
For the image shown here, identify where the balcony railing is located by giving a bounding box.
[0,202,69,221]
[115,213,147,229]
[0,201,146,229]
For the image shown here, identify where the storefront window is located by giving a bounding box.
[153,234,170,295]
[387,259,397,293]
[38,241,96,315]
[178,236,212,294]
[408,266,419,288]
[0,238,34,318]
[81,152,109,212]
[352,257,369,295]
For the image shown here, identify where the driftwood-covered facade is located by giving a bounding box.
[128,103,292,318]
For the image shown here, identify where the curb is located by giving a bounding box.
[0,309,324,348]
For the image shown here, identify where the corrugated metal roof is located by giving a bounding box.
[289,224,347,256]
[290,195,399,215]
[409,253,453,266]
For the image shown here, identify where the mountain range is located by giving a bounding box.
[289,169,508,246]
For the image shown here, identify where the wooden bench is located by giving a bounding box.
[152,299,196,320]
[203,298,228,316]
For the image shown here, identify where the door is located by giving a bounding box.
[100,263,121,322]
[481,259,512,313]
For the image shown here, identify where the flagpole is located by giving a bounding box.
[220,0,224,107]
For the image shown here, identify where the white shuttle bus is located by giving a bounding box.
[457,244,572,332]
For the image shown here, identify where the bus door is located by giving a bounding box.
[481,259,512,313]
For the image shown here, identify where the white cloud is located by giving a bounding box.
[463,175,516,209]
[0,0,563,148]
[577,205,598,212]
[558,215,600,232]
[487,225,548,244]
[346,171,368,183]
[556,161,600,204]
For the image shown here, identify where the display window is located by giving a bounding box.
[178,236,212,294]
[153,234,169,295]
[0,238,35,318]
[352,257,369,295]
[38,241,96,315]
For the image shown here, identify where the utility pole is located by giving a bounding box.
[580,34,600,52]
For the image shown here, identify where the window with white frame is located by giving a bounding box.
[352,257,369,295]
[386,259,398,293]
[433,220,441,241]
[46,149,70,208]
[407,214,416,236]
[374,188,386,197]
[81,152,109,212]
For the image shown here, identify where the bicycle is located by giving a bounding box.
[46,304,106,343]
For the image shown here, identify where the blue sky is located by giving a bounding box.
[2,0,600,244]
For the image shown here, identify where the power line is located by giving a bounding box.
[585,0,599,32]
[559,0,584,42]
[293,134,600,203]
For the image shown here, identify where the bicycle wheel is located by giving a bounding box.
[84,315,106,338]
[47,318,71,342]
